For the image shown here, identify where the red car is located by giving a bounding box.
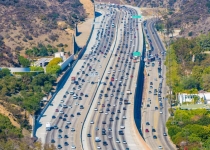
[145,129,149,132]
[102,104,105,107]
[55,109,59,112]
[130,75,133,78]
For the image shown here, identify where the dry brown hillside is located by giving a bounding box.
[0,0,92,67]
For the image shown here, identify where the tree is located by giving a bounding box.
[0,68,11,78]
[193,95,200,104]
[18,56,30,67]
[46,65,61,74]
[202,74,210,91]
[47,58,62,66]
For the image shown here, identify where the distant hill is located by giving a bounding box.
[0,0,90,67]
[126,0,210,37]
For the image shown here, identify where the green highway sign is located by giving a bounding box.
[132,15,142,19]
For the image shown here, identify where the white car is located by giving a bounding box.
[123,141,127,144]
[60,100,64,103]
[105,112,108,115]
[108,71,111,74]
[158,146,163,149]
[59,110,64,114]
[94,108,98,111]
[90,121,94,124]
[67,121,71,124]
[160,111,163,114]
[116,139,120,143]
[71,145,76,149]
[97,146,101,149]
[71,128,75,131]
[115,79,118,81]
[123,116,126,119]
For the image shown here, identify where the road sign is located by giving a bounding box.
[132,15,142,19]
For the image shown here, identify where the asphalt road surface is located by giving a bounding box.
[36,5,123,150]
[141,18,176,150]
[82,4,148,150]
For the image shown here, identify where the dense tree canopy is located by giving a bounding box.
[165,33,210,93]
[167,109,210,149]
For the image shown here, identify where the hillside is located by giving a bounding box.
[135,0,210,37]
[0,0,90,67]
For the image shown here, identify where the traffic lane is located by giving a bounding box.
[50,13,113,149]
[89,9,123,150]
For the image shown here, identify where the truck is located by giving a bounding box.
[71,77,76,84]
[46,122,51,131]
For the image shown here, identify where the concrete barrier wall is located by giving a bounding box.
[59,54,74,70]
[77,16,96,59]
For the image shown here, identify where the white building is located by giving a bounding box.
[178,92,210,104]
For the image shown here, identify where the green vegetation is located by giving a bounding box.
[0,114,22,140]
[18,56,30,67]
[46,58,62,74]
[167,109,210,149]
[155,21,164,32]
[0,71,55,114]
[25,44,58,57]
[165,33,210,94]
[30,66,44,72]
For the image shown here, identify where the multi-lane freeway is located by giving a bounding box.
[82,4,149,150]
[141,19,176,150]
[35,2,175,150]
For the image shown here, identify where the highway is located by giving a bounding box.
[141,18,176,150]
[82,3,150,150]
[36,5,123,150]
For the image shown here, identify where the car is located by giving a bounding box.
[90,121,94,124]
[94,108,98,111]
[52,115,56,119]
[71,128,75,131]
[163,133,167,136]
[123,107,126,110]
[57,144,62,149]
[71,145,76,149]
[108,128,112,131]
[64,114,68,117]
[146,122,150,125]
[123,116,126,119]
[160,111,163,114]
[123,140,127,144]
[117,110,121,113]
[147,104,150,107]
[87,134,91,137]
[155,106,158,110]
[51,139,55,143]
[58,129,62,133]
[58,134,62,138]
[102,121,106,124]
[158,146,163,149]
[145,129,149,132]
[64,135,68,138]
[152,128,156,132]
[116,139,120,143]
[97,146,101,149]
[64,142,68,146]
[153,135,157,139]
[77,112,81,115]
[63,118,66,121]
[55,109,59,112]
[54,125,58,129]
[103,141,107,146]
[116,116,119,120]
[71,114,74,117]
